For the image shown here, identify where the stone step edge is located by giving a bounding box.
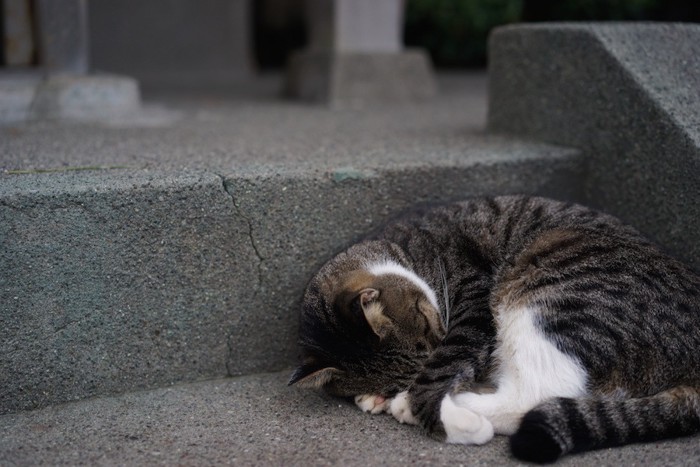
[1,145,584,415]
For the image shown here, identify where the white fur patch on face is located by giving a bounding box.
[366,260,439,310]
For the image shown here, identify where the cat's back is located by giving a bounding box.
[381,195,700,390]
[482,196,699,300]
[378,195,650,272]
[481,197,700,392]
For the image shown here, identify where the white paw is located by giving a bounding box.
[354,394,391,414]
[452,391,527,435]
[440,394,494,445]
[389,391,419,425]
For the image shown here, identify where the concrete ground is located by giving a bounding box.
[1,71,584,416]
[1,371,699,466]
[1,73,493,173]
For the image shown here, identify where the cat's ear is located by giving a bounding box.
[359,288,392,339]
[288,361,342,388]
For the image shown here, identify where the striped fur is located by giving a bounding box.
[290,196,700,462]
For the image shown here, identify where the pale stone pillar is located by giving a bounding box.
[286,0,436,107]
[0,0,142,122]
[34,0,89,74]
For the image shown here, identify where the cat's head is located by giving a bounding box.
[290,245,445,398]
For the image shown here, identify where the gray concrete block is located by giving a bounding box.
[223,150,583,377]
[1,371,698,466]
[0,143,583,414]
[0,170,258,414]
[306,0,403,53]
[488,23,700,269]
[291,0,436,107]
[34,0,89,74]
[0,72,486,170]
[285,49,436,108]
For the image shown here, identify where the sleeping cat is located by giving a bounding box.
[289,195,700,463]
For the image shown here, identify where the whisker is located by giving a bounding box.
[438,258,451,332]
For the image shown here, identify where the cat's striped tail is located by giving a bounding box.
[510,386,700,464]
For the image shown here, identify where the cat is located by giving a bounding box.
[289,195,700,463]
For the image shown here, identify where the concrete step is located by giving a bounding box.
[0,73,586,415]
[0,142,583,416]
[488,23,700,269]
[1,370,697,466]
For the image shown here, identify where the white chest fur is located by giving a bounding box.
[446,305,588,440]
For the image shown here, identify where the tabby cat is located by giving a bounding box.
[289,196,700,463]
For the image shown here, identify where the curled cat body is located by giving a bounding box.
[289,195,700,463]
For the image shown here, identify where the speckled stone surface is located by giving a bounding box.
[1,74,487,172]
[489,23,700,269]
[0,73,585,414]
[1,371,698,466]
[0,170,257,414]
[0,151,583,415]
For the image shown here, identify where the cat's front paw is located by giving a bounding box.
[440,394,494,445]
[354,394,391,414]
[389,391,419,425]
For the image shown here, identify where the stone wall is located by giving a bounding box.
[489,23,700,269]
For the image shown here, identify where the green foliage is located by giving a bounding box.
[405,0,523,67]
[523,0,658,21]
[404,0,694,68]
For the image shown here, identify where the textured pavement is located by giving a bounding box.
[2,371,699,466]
[0,74,491,172]
[1,72,585,414]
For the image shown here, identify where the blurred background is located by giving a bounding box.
[3,0,699,73]
[255,0,700,70]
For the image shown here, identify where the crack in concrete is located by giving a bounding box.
[215,174,265,377]
[53,315,91,335]
[216,174,265,292]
